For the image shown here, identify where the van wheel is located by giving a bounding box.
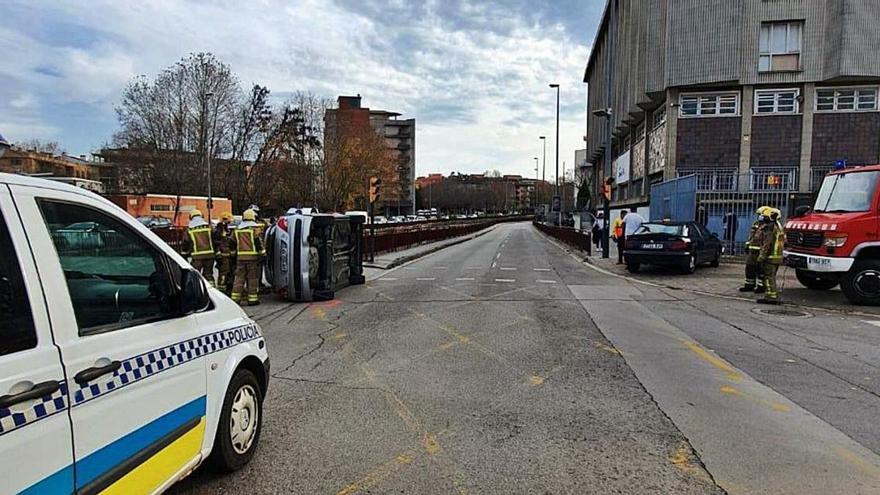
[209,369,263,472]
[841,260,880,306]
[795,269,839,290]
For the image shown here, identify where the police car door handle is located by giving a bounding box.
[0,381,60,408]
[74,361,121,385]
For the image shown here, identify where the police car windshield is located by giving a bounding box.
[814,171,880,213]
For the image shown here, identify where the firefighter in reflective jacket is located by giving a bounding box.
[757,208,785,305]
[180,209,216,287]
[740,206,768,293]
[230,209,266,306]
[214,212,234,293]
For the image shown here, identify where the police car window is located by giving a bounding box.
[38,201,176,335]
[0,210,37,356]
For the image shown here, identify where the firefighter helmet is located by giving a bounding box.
[190,209,203,219]
[242,209,257,221]
[220,211,233,222]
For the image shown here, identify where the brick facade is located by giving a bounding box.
[811,113,880,166]
[749,115,802,167]
[675,117,741,169]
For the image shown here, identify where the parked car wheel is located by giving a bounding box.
[795,269,839,291]
[681,254,697,274]
[626,263,640,273]
[841,260,880,305]
[709,249,721,268]
[209,369,263,472]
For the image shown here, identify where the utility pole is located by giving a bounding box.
[203,92,214,224]
[550,84,561,226]
[602,4,616,259]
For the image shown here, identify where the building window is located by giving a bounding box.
[815,87,878,112]
[755,89,799,114]
[679,93,739,117]
[759,21,802,72]
[652,106,666,129]
[150,204,172,212]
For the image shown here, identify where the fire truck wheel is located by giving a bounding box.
[841,260,880,306]
[795,269,839,291]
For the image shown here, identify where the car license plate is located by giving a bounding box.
[785,254,807,269]
[642,243,663,249]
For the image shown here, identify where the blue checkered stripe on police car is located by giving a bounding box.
[73,323,262,405]
[0,382,69,437]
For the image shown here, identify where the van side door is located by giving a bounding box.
[0,186,74,494]
[11,185,209,494]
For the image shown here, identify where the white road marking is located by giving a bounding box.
[500,267,517,271]
[416,277,436,281]
[533,268,552,272]
[536,279,557,284]
[495,278,516,283]
[455,277,475,281]
[467,266,482,270]
[491,261,497,268]
[378,278,398,281]
[434,266,449,270]
[864,320,880,328]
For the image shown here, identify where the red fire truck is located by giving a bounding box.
[784,165,880,305]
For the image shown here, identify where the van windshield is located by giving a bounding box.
[814,171,880,213]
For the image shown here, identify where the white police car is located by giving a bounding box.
[0,173,269,494]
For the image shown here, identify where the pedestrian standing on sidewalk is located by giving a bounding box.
[624,207,645,238]
[612,210,626,264]
[740,206,768,293]
[757,208,785,305]
[592,212,605,250]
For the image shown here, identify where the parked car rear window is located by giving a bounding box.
[0,210,37,356]
[635,223,685,235]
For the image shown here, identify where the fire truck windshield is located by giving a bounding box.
[814,170,880,213]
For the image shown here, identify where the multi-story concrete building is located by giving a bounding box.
[0,147,105,193]
[325,95,416,215]
[584,0,880,208]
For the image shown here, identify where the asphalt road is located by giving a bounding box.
[173,222,880,494]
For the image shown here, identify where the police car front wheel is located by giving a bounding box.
[209,369,264,472]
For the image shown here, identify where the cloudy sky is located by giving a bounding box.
[0,0,602,179]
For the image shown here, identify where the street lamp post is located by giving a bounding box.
[534,157,539,214]
[202,92,215,224]
[549,84,561,226]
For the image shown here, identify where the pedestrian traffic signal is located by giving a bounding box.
[369,176,382,203]
[603,177,614,201]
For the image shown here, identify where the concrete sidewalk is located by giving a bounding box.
[571,235,880,316]
[363,225,497,270]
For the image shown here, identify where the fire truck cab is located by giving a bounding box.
[784,165,880,305]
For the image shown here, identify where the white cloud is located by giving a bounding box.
[0,0,592,175]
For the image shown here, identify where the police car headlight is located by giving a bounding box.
[823,234,847,248]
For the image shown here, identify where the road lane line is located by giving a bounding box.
[434,266,449,270]
[455,277,475,281]
[466,266,482,270]
[683,340,743,382]
[536,279,557,284]
[337,452,416,495]
[416,277,436,281]
[495,278,515,283]
[533,268,552,271]
[499,267,517,271]
[719,385,791,412]
[377,278,398,281]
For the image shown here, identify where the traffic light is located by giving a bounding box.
[369,176,382,203]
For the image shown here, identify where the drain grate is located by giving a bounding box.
[752,307,813,318]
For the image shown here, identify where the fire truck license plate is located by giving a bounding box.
[785,255,808,269]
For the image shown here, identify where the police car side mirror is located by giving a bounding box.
[180,268,211,315]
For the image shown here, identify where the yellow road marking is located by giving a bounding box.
[337,452,415,495]
[683,341,742,382]
[332,332,347,342]
[529,375,545,386]
[719,385,790,412]
[834,446,880,480]
[593,341,623,355]
[669,442,712,482]
[310,307,328,320]
[423,433,442,454]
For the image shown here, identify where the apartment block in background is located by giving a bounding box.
[583,0,880,207]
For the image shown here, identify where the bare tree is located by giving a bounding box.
[14,139,65,154]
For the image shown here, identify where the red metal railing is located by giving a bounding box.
[532,222,592,255]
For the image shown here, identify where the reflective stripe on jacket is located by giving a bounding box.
[188,225,215,259]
